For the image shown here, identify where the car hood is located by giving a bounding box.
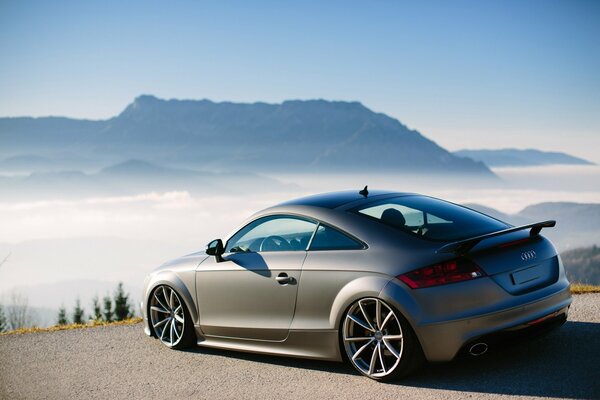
[151,250,209,274]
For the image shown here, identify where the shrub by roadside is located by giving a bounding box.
[0,317,142,336]
[570,283,600,294]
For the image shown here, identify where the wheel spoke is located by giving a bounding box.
[352,338,375,361]
[173,322,181,340]
[169,289,174,310]
[151,306,169,314]
[380,310,394,330]
[358,300,375,331]
[345,336,372,342]
[368,343,378,375]
[154,292,169,311]
[153,317,169,329]
[377,342,386,374]
[159,318,169,341]
[174,314,184,324]
[347,314,375,332]
[162,287,170,309]
[376,300,382,329]
[170,319,175,345]
[382,339,400,359]
[383,334,403,341]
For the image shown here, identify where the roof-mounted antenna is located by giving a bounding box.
[359,185,369,197]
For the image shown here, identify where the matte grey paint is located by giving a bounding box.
[141,193,571,363]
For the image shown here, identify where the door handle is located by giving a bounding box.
[275,273,294,285]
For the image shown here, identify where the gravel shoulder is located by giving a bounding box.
[1,294,599,400]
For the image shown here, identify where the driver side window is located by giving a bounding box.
[225,216,317,253]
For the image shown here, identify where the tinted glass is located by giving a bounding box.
[225,216,317,253]
[352,195,508,241]
[309,224,363,250]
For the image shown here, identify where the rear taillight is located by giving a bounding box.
[398,258,486,289]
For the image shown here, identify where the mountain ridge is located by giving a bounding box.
[465,201,600,250]
[0,95,494,176]
[454,148,594,167]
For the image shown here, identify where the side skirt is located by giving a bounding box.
[194,329,342,361]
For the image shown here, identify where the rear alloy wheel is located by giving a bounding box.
[342,297,422,381]
[149,285,195,349]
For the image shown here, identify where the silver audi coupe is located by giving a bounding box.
[141,189,572,381]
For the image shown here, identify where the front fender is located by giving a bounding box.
[143,270,199,332]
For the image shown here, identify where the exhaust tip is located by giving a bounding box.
[469,342,488,356]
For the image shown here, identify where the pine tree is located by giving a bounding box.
[0,304,6,332]
[57,305,68,325]
[103,295,113,322]
[72,298,85,324]
[113,282,133,321]
[91,295,102,321]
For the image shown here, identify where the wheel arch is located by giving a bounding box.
[329,275,392,331]
[145,271,199,332]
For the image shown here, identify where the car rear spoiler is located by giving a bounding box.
[437,220,556,255]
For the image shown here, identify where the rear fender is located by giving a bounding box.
[330,275,392,330]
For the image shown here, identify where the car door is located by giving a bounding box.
[291,223,370,331]
[196,215,317,341]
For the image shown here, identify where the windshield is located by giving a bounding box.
[351,195,509,242]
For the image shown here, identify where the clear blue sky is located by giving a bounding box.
[1,0,599,161]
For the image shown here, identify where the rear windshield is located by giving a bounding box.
[350,195,509,241]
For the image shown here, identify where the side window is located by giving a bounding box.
[351,195,508,241]
[357,204,423,228]
[225,216,317,253]
[309,225,364,251]
[427,213,451,224]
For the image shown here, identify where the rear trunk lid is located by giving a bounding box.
[436,221,560,295]
[466,231,559,295]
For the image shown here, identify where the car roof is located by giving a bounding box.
[278,190,414,210]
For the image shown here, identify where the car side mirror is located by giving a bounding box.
[206,239,224,262]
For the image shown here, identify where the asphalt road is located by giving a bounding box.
[1,294,599,400]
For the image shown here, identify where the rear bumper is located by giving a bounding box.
[459,306,568,356]
[413,286,572,361]
[380,273,572,362]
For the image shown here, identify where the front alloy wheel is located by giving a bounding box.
[342,297,422,380]
[149,285,194,349]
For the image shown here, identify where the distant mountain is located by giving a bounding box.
[0,154,53,170]
[0,152,98,173]
[454,148,594,167]
[519,202,600,232]
[99,159,200,179]
[561,245,600,285]
[0,95,494,176]
[0,159,295,200]
[465,202,600,250]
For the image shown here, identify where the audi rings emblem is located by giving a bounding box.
[521,250,537,261]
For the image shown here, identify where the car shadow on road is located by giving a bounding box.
[182,345,355,376]
[392,321,600,399]
[183,321,599,399]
